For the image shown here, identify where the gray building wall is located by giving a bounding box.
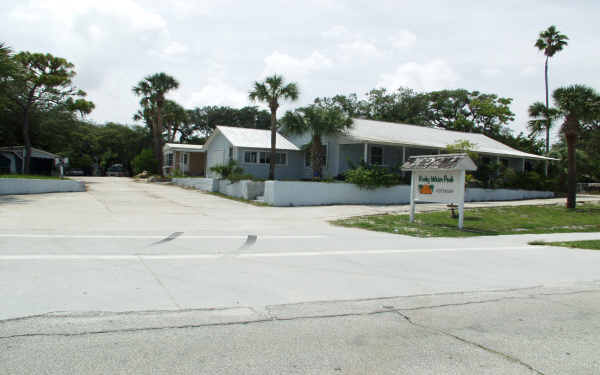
[204,132,233,178]
[236,147,304,180]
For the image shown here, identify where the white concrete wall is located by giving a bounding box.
[264,181,411,206]
[0,178,85,195]
[264,181,555,206]
[172,177,218,192]
[173,178,264,200]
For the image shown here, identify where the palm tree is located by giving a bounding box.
[527,101,560,138]
[132,73,179,176]
[535,25,568,153]
[552,85,600,209]
[249,74,299,180]
[281,104,352,178]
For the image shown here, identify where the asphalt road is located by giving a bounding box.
[1,177,599,374]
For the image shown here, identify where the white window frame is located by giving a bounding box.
[166,152,174,166]
[304,144,328,169]
[243,150,288,166]
[370,145,384,166]
[183,153,189,165]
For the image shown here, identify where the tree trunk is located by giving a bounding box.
[269,106,277,180]
[311,135,323,179]
[155,107,164,176]
[566,132,577,209]
[544,56,550,154]
[22,107,31,174]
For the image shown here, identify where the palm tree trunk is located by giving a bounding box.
[311,135,323,179]
[544,56,550,154]
[22,107,31,174]
[269,109,276,180]
[566,132,576,209]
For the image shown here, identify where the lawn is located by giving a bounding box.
[332,201,600,237]
[0,174,65,180]
[529,240,600,250]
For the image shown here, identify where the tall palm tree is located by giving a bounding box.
[552,85,600,209]
[132,73,179,176]
[249,74,299,180]
[535,25,568,153]
[282,103,352,178]
[527,101,560,138]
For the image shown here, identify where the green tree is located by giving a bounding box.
[535,25,569,153]
[249,74,299,180]
[552,84,600,209]
[527,101,560,139]
[132,72,179,176]
[281,102,352,178]
[7,52,94,173]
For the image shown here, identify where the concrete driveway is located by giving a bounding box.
[1,177,600,374]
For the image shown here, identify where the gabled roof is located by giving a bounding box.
[343,118,553,161]
[163,143,204,152]
[0,146,60,160]
[402,154,478,171]
[205,126,300,151]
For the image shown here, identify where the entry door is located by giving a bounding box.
[181,152,189,172]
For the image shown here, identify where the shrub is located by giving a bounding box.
[209,160,254,182]
[344,165,404,190]
[132,149,157,175]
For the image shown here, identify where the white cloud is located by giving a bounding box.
[321,25,351,39]
[337,40,382,62]
[262,51,333,79]
[377,60,459,91]
[162,41,189,56]
[389,30,417,48]
[181,82,249,109]
[481,67,502,77]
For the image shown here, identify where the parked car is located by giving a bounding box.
[106,164,128,177]
[66,168,85,176]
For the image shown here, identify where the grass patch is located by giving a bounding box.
[205,191,269,207]
[528,239,600,250]
[0,174,66,180]
[332,201,600,237]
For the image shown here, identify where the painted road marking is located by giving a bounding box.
[0,234,326,239]
[0,246,543,260]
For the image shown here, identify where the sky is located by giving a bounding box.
[1,0,598,142]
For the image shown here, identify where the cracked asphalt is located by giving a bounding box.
[1,177,600,374]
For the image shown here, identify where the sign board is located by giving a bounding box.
[414,170,461,203]
[402,154,477,229]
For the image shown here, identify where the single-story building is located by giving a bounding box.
[202,119,553,180]
[162,143,205,176]
[0,146,62,175]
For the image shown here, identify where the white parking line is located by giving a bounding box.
[0,246,541,260]
[0,234,326,239]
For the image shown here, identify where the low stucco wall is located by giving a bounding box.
[173,178,264,200]
[264,181,411,206]
[0,178,85,195]
[218,180,265,200]
[264,181,555,206]
[465,188,554,202]
[172,177,218,192]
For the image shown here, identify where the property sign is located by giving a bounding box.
[414,171,461,203]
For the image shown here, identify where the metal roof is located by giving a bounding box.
[163,143,204,152]
[402,154,478,171]
[212,126,300,151]
[344,118,553,161]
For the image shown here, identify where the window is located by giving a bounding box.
[244,151,257,163]
[229,147,233,160]
[305,145,327,168]
[243,151,286,165]
[370,146,383,165]
[183,153,188,165]
[167,153,174,166]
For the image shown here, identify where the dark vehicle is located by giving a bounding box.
[106,164,128,177]
[66,168,85,176]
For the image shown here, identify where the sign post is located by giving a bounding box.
[402,154,477,230]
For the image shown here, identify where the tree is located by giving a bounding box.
[527,101,560,138]
[132,72,179,176]
[552,85,600,209]
[535,25,568,153]
[7,52,94,173]
[281,102,352,178]
[249,74,299,180]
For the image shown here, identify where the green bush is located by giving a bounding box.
[132,149,157,175]
[210,160,252,182]
[344,165,405,190]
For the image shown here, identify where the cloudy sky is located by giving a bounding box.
[2,0,598,140]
